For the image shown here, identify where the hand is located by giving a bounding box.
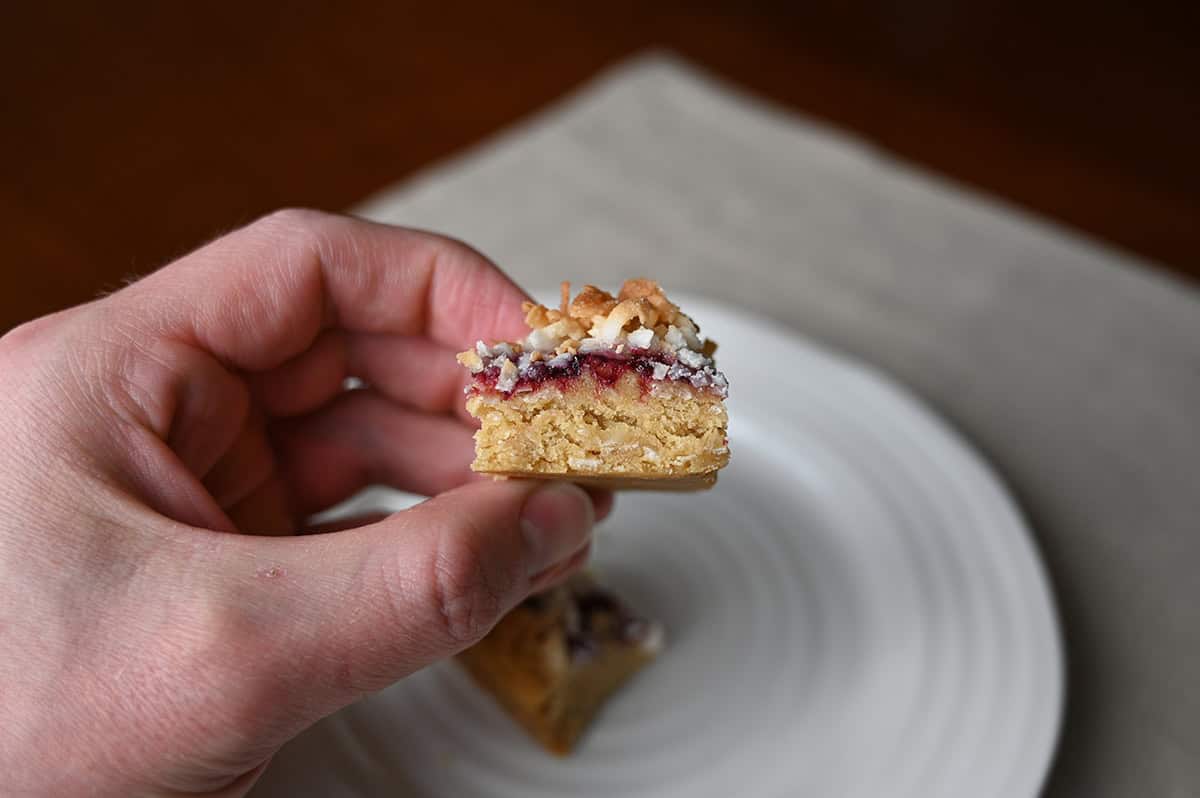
[0,210,605,796]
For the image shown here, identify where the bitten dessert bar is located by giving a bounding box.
[457,573,662,754]
[457,279,730,490]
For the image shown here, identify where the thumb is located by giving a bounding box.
[209,479,594,720]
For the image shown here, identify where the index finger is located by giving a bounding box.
[115,208,529,372]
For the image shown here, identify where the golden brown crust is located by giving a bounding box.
[483,472,719,491]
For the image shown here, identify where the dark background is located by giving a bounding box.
[2,2,1198,334]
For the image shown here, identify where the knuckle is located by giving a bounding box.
[255,206,331,235]
[425,230,480,261]
[0,314,58,364]
[422,231,496,282]
[0,320,32,354]
[248,208,338,261]
[425,518,511,646]
[251,207,343,282]
[431,546,499,646]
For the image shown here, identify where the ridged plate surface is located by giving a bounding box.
[253,298,1062,798]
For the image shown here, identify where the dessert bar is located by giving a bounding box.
[457,573,662,754]
[457,279,730,490]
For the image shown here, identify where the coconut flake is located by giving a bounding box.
[675,314,703,350]
[525,326,559,352]
[677,348,705,368]
[496,359,518,393]
[578,338,610,354]
[596,316,625,343]
[667,362,691,381]
[627,327,654,349]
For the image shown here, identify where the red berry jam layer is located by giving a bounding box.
[469,349,728,398]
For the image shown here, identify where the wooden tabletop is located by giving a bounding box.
[2,2,1197,333]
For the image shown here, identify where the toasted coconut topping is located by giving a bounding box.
[458,279,727,397]
[519,279,706,353]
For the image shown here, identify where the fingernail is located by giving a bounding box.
[520,483,594,576]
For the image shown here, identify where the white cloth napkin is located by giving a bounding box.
[334,52,1197,796]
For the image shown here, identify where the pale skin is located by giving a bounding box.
[0,209,608,796]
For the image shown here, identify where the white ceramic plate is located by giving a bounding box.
[252,298,1063,798]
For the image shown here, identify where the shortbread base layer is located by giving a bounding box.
[483,472,718,491]
[465,374,729,484]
